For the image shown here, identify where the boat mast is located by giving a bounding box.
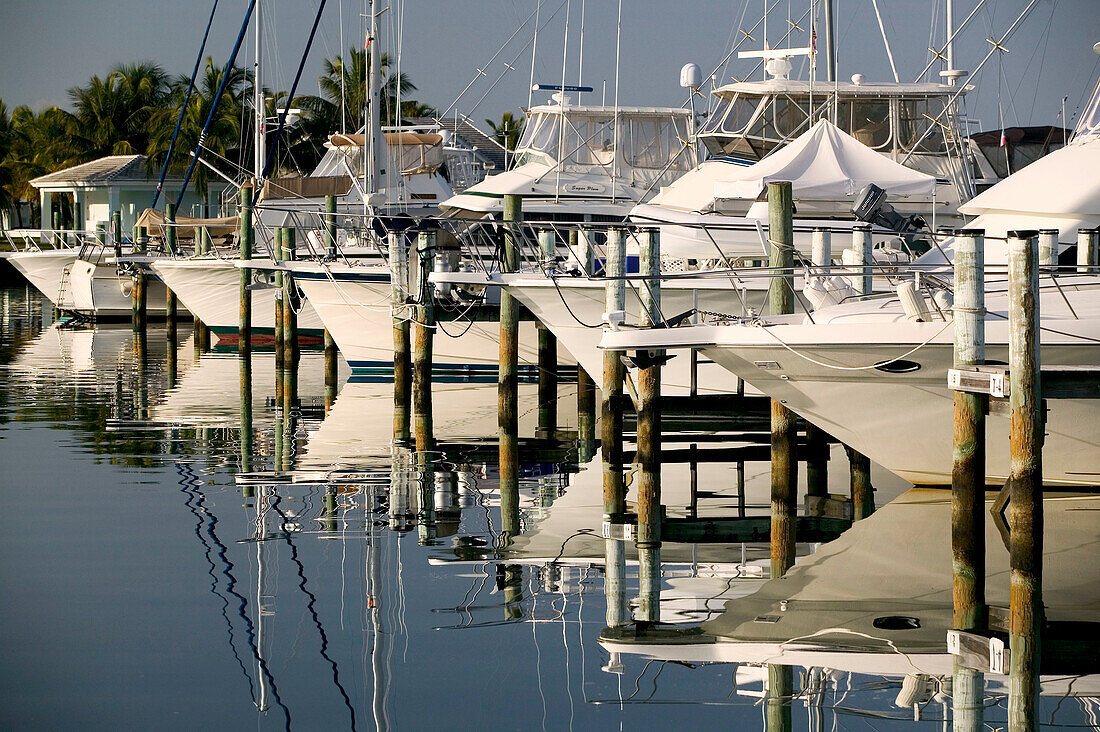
[945,0,955,82]
[823,0,836,82]
[366,0,387,216]
[253,0,265,185]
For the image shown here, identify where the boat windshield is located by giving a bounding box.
[699,91,953,159]
[514,110,693,175]
[1072,77,1100,143]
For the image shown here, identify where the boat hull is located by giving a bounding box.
[150,258,324,342]
[501,274,767,396]
[698,333,1100,486]
[294,267,574,376]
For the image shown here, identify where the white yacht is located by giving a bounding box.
[442,97,696,222]
[632,74,977,259]
[600,75,1100,486]
[3,229,172,318]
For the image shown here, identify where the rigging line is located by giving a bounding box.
[253,0,329,205]
[175,462,257,704]
[269,495,359,731]
[435,5,540,122]
[175,0,258,210]
[151,0,221,210]
[200,483,291,726]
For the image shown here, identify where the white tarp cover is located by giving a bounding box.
[712,119,936,201]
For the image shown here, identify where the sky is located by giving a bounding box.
[1,0,1099,135]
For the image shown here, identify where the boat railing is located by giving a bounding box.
[2,228,98,253]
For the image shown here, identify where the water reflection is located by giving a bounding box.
[1,284,1097,730]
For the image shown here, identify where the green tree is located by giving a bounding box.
[486,111,524,152]
[147,58,249,212]
[67,62,170,161]
[300,47,416,134]
[5,105,82,226]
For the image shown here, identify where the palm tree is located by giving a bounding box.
[6,105,82,226]
[301,47,416,134]
[400,100,438,121]
[147,58,249,212]
[67,62,170,161]
[486,111,524,152]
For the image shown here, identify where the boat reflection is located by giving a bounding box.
[600,488,1100,725]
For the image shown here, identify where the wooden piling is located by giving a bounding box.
[847,447,875,519]
[768,181,797,578]
[1038,228,1057,268]
[324,194,337,259]
[391,231,412,442]
[846,223,876,518]
[274,228,285,374]
[164,204,178,348]
[324,330,337,412]
[1006,230,1042,732]
[952,229,987,631]
[239,343,253,474]
[191,223,210,350]
[413,230,436,455]
[852,224,873,297]
[1078,228,1098,273]
[131,226,147,334]
[110,211,123,260]
[577,367,596,461]
[811,226,831,274]
[499,194,521,539]
[536,229,558,438]
[602,227,627,517]
[238,184,253,357]
[766,665,794,732]
[281,227,298,372]
[637,545,661,623]
[804,424,830,499]
[635,227,662,549]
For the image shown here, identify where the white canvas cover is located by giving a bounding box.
[713,119,936,201]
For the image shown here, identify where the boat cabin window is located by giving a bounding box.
[561,116,617,166]
[623,117,691,169]
[896,97,948,153]
[837,100,891,149]
[515,113,561,164]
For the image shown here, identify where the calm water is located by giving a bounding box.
[0,283,1096,731]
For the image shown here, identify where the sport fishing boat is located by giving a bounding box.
[600,72,1100,486]
[631,70,978,260]
[3,228,173,318]
[433,119,940,396]
[441,95,696,222]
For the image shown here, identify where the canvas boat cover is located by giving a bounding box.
[712,119,936,201]
[136,208,239,238]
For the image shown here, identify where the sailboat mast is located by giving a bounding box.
[254,0,265,184]
[823,0,836,82]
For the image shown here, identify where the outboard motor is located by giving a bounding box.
[852,184,927,233]
[852,183,930,254]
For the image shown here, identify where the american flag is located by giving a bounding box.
[810,24,817,67]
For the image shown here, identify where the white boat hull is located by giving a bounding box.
[499,273,767,396]
[150,258,324,343]
[5,250,79,308]
[293,266,574,376]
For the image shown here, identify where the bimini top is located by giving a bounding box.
[712,119,936,201]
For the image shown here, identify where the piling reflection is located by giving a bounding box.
[2,284,1097,730]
